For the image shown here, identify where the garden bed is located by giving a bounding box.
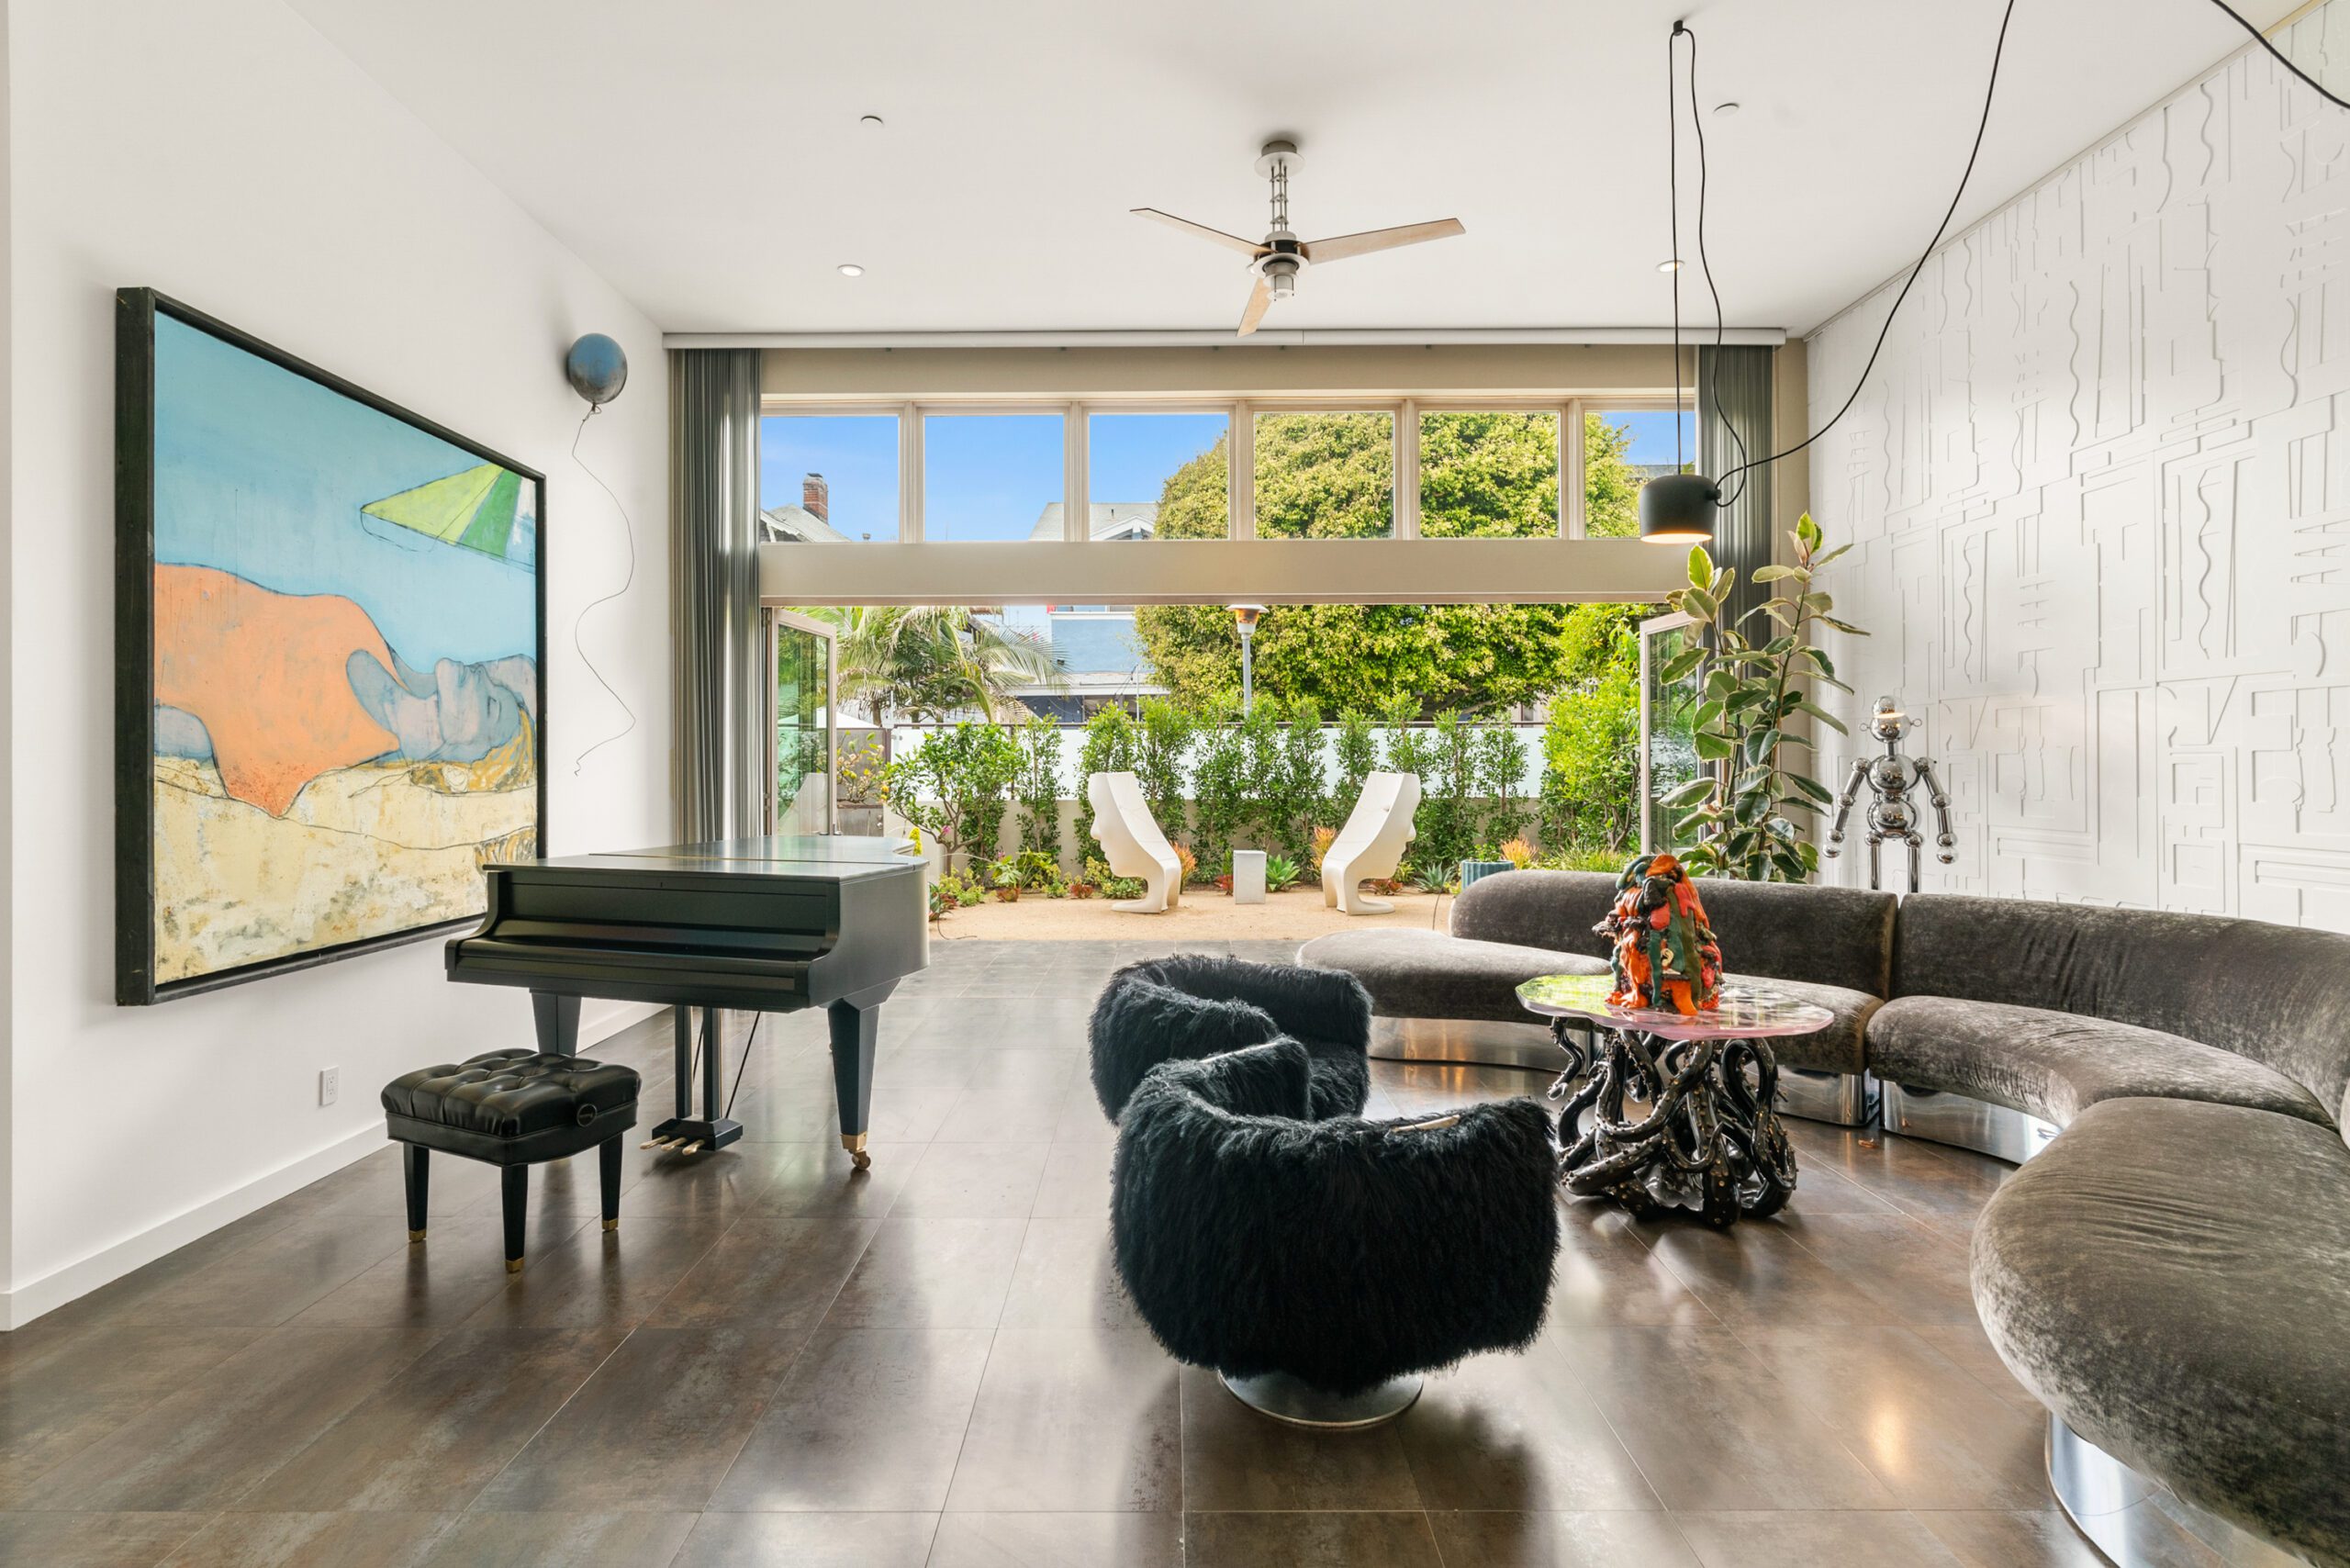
[929,884,1452,942]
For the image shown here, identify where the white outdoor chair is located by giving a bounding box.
[1087,770,1182,913]
[1323,771,1420,915]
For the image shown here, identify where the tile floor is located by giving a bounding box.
[0,939,2117,1568]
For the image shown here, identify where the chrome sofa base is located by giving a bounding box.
[1368,1015,1563,1073]
[1221,1370,1423,1429]
[2048,1415,2306,1567]
[1881,1081,2060,1164]
[1776,1068,1879,1128]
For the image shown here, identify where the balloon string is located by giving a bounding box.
[570,404,639,776]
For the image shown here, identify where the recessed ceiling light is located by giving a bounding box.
[859,114,885,129]
[837,263,865,277]
[1714,101,1740,117]
[1657,259,1684,273]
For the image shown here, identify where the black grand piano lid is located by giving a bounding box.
[520,835,923,879]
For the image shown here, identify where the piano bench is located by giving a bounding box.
[381,1047,641,1275]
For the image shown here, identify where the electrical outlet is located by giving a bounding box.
[319,1067,340,1107]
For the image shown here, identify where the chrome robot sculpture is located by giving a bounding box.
[1826,698,1955,893]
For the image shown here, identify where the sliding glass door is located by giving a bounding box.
[770,610,837,835]
[1639,610,1701,854]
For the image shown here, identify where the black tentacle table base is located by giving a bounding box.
[1516,976,1832,1228]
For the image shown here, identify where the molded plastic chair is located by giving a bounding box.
[1323,770,1421,914]
[1087,770,1181,913]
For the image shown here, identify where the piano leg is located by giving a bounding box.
[829,994,882,1170]
[646,1004,744,1155]
[532,991,580,1058]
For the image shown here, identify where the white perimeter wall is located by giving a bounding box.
[1806,4,2350,926]
[2,0,671,1324]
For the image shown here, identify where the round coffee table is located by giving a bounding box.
[1516,973,1830,1226]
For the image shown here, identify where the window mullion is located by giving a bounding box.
[902,401,923,543]
[1066,401,1088,542]
[1230,401,1255,539]
[1396,398,1420,540]
[1563,398,1586,540]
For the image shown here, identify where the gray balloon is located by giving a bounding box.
[565,333,628,407]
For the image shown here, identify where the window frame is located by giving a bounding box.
[759,388,1693,548]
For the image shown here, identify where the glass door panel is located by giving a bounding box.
[1639,611,1701,854]
[772,611,836,835]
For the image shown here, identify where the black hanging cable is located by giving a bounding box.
[722,1014,761,1121]
[1668,22,1685,466]
[2201,0,2350,110]
[1682,23,1751,507]
[1708,0,2020,500]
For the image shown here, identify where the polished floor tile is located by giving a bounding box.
[711,1327,993,1512]
[161,1510,456,1567]
[14,1327,436,1513]
[945,1327,1181,1512]
[1423,1510,1705,1568]
[1548,1327,1901,1512]
[1183,1509,1445,1568]
[241,1327,622,1512]
[1179,1367,1423,1512]
[0,1323,260,1502]
[0,1510,211,1568]
[925,1510,1183,1568]
[1672,1509,1968,1568]
[820,1218,1024,1328]
[669,1510,938,1567]
[1,946,2076,1568]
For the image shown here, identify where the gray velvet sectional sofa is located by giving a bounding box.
[1298,870,2350,1567]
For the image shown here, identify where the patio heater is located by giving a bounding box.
[1230,603,1265,713]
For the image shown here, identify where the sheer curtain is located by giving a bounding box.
[669,349,763,842]
[1697,344,1774,632]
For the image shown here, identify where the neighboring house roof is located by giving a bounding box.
[760,504,848,543]
[1028,502,1158,542]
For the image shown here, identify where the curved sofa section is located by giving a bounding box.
[1296,870,2350,1566]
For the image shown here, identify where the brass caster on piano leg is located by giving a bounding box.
[843,1132,871,1171]
[601,1218,619,1233]
[505,1257,524,1275]
[852,1150,872,1170]
[408,1228,427,1244]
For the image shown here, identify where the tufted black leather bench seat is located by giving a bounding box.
[383,1047,640,1273]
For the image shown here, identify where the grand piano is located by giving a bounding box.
[446,835,927,1166]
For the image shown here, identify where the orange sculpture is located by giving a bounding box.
[1593,852,1723,1015]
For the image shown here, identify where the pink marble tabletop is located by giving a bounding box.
[1515,972,1835,1041]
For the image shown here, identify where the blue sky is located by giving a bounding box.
[759,406,1697,542]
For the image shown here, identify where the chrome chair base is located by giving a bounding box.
[1219,1370,1424,1429]
[1368,1014,1562,1072]
[2048,1415,2305,1567]
[1881,1081,2059,1164]
[1777,1067,1879,1128]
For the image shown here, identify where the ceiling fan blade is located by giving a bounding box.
[1299,218,1466,264]
[1237,275,1273,337]
[1132,207,1267,258]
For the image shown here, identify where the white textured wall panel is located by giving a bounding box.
[1807,3,2350,930]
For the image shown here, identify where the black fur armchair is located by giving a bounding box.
[1111,1037,1560,1415]
[1089,954,1373,1122]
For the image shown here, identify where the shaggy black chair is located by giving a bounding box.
[1089,954,1372,1122]
[1111,1037,1560,1425]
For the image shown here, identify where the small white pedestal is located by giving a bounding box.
[1232,850,1268,905]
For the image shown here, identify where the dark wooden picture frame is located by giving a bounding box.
[117,288,548,1004]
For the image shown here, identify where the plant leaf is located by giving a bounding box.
[1687,545,1712,589]
[1792,700,1849,734]
[1750,564,1799,583]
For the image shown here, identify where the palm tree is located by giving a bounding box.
[817,606,1064,741]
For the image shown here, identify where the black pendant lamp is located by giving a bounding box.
[1643,20,1718,546]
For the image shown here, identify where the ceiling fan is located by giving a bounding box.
[1134,140,1466,336]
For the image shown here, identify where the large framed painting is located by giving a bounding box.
[116,289,546,1004]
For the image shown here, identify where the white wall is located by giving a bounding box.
[1806,2,2350,927]
[3,0,671,1325]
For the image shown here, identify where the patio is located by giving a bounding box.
[928,884,1454,942]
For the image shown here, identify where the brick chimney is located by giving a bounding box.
[802,473,829,521]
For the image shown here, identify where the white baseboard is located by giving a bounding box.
[0,999,669,1331]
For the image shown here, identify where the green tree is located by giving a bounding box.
[817,605,1061,733]
[1132,413,1651,711]
[881,721,1021,871]
[1014,714,1064,869]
